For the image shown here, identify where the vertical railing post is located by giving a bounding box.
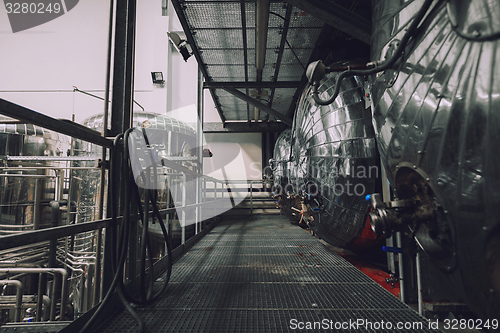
[195,176,199,235]
[181,173,186,245]
[250,181,253,214]
[166,174,171,240]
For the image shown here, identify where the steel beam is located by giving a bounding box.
[203,121,288,133]
[284,0,371,44]
[240,0,251,123]
[0,99,112,147]
[204,81,301,89]
[109,0,136,136]
[105,0,137,298]
[268,5,293,113]
[222,88,293,126]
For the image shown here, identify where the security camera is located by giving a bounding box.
[167,32,192,62]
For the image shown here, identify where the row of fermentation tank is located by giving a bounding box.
[0,0,497,327]
[270,0,500,325]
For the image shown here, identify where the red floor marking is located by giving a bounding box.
[337,252,400,298]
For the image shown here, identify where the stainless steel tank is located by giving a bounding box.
[0,116,74,322]
[81,111,197,242]
[291,71,380,249]
[369,0,500,320]
[0,117,70,234]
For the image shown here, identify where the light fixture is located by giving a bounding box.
[202,148,213,158]
[151,72,164,84]
[167,32,193,62]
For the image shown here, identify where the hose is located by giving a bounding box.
[309,0,436,106]
[79,128,173,333]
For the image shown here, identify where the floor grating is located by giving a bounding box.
[97,215,442,332]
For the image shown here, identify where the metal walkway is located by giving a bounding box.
[97,215,441,333]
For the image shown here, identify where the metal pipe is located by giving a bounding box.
[0,243,48,256]
[34,178,40,231]
[1,167,100,170]
[268,5,292,112]
[197,67,203,235]
[396,231,405,303]
[250,182,253,214]
[416,250,423,315]
[255,0,269,122]
[181,173,186,245]
[0,280,22,322]
[49,273,58,320]
[0,268,68,320]
[0,251,48,265]
[56,170,64,202]
[0,174,56,178]
[36,272,44,321]
[48,201,60,269]
[255,0,269,71]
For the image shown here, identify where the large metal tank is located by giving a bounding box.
[291,71,380,249]
[81,111,197,242]
[0,116,75,322]
[0,117,70,235]
[369,0,500,320]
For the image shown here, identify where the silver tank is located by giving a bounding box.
[0,116,74,321]
[291,71,379,249]
[271,129,292,192]
[0,117,70,234]
[81,111,197,237]
[370,0,500,320]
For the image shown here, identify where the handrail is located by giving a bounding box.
[0,98,113,148]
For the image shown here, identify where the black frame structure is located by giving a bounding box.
[170,0,371,130]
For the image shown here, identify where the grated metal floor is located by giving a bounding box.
[97,215,442,333]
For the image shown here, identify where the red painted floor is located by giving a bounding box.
[337,251,401,298]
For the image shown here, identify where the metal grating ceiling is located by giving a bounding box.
[171,0,372,131]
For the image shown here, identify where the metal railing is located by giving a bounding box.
[0,97,275,332]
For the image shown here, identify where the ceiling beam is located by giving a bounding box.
[240,0,251,123]
[204,122,288,133]
[284,0,371,44]
[268,4,293,114]
[286,24,338,118]
[222,88,293,127]
[204,81,302,89]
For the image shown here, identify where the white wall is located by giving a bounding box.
[204,133,262,181]
[0,1,108,122]
[0,1,172,124]
[0,0,262,182]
